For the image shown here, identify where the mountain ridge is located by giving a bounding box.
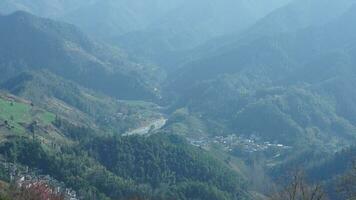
[0,11,160,100]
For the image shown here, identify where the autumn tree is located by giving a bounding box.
[9,182,64,200]
[269,170,327,200]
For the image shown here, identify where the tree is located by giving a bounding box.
[338,161,356,200]
[28,121,38,141]
[269,170,327,200]
[1,182,64,200]
[14,182,64,200]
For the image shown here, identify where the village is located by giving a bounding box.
[0,161,78,200]
[187,134,292,157]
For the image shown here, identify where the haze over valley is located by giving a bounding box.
[0,0,355,199]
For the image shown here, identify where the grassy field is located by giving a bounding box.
[0,97,55,134]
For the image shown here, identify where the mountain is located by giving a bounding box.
[1,1,355,199]
[0,91,250,199]
[176,0,356,71]
[0,0,94,17]
[0,70,163,133]
[169,1,356,101]
[0,11,161,100]
[0,11,253,198]
[0,0,292,69]
[0,88,251,199]
[62,0,186,39]
[114,0,291,66]
[165,4,356,150]
[243,0,355,41]
[0,0,186,41]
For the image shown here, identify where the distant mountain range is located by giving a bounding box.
[0,11,161,100]
[0,1,356,199]
[166,1,356,149]
[114,0,292,66]
[0,10,252,199]
[0,0,94,17]
[0,0,292,67]
[0,0,185,37]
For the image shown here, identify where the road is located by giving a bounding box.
[122,118,167,136]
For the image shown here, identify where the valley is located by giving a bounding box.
[0,1,355,200]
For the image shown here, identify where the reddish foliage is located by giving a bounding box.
[12,182,64,200]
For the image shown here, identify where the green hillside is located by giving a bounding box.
[0,115,251,199]
[166,5,356,149]
[1,1,356,199]
[1,70,163,134]
[0,94,54,134]
[0,11,160,100]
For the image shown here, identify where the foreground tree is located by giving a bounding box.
[8,182,64,200]
[338,162,356,200]
[270,171,327,200]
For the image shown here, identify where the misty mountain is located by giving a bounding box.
[0,11,160,100]
[0,0,187,41]
[166,4,356,148]
[0,11,252,199]
[0,0,94,17]
[170,2,356,97]
[0,1,356,200]
[240,0,355,43]
[114,0,291,65]
[62,0,186,39]
[0,0,292,68]
[181,0,356,69]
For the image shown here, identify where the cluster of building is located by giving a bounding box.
[1,161,78,200]
[188,134,292,155]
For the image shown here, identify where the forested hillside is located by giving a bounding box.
[166,3,356,150]
[0,11,161,100]
[0,133,249,199]
[0,0,355,200]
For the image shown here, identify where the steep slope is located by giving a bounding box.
[62,0,186,39]
[0,110,251,200]
[243,0,355,41]
[165,5,356,150]
[170,3,356,95]
[0,92,63,142]
[171,1,356,87]
[114,0,291,66]
[307,146,356,183]
[0,11,160,100]
[178,0,356,71]
[0,70,163,134]
[267,145,356,200]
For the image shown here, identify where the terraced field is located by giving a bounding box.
[0,93,67,146]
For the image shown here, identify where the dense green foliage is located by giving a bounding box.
[86,135,245,195]
[307,146,356,181]
[1,1,356,199]
[0,133,248,200]
[165,4,356,151]
[1,71,162,133]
